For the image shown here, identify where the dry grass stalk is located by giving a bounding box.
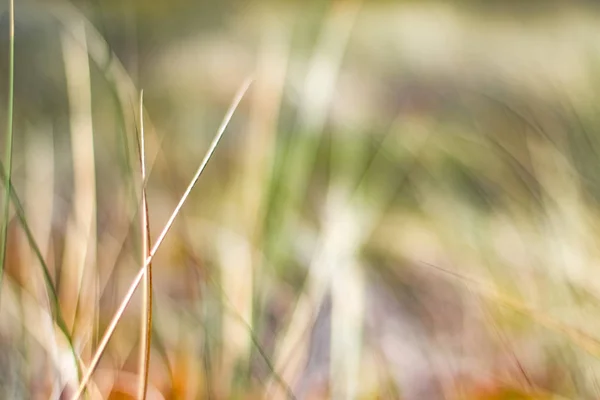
[71,78,252,400]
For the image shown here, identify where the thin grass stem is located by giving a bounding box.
[0,0,15,298]
[138,89,153,400]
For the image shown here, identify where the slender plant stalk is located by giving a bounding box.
[138,90,153,400]
[71,78,252,400]
[0,0,15,296]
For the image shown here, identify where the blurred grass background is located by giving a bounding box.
[3,0,600,399]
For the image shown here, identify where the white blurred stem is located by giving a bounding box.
[60,19,98,354]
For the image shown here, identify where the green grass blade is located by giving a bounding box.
[0,0,15,297]
[0,162,81,381]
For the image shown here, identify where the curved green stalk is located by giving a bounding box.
[0,162,82,381]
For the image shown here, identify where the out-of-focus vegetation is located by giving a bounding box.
[3,0,600,399]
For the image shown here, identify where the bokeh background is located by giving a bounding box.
[2,0,600,398]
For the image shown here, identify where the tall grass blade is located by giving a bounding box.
[60,18,98,345]
[137,90,153,400]
[0,0,15,298]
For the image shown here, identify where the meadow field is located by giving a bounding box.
[1,1,600,398]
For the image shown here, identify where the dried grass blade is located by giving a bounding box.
[138,90,153,400]
[71,77,252,400]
